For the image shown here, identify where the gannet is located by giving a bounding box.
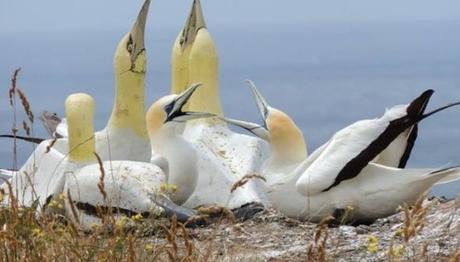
[64,83,212,228]
[91,0,152,162]
[296,90,460,195]
[223,83,460,223]
[170,0,270,209]
[62,92,164,228]
[1,94,92,207]
[0,0,153,161]
[0,0,152,207]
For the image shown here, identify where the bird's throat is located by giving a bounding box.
[108,71,148,137]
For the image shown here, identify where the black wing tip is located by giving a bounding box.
[419,89,435,100]
[406,89,435,117]
[422,89,435,96]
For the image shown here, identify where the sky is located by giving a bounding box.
[1,0,460,33]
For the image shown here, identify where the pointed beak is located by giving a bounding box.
[150,193,198,223]
[165,83,216,122]
[219,117,270,141]
[129,0,150,64]
[246,80,270,125]
[217,80,272,141]
[180,0,207,48]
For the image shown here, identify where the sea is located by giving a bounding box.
[1,21,459,198]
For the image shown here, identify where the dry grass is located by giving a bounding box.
[230,173,266,193]
[1,166,216,261]
[306,215,334,261]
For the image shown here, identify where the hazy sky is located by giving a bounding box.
[1,0,460,33]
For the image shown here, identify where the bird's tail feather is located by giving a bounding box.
[435,172,460,185]
[429,165,460,185]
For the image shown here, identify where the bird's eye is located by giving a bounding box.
[127,36,134,53]
[164,102,175,114]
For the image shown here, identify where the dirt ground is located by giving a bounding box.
[163,197,460,261]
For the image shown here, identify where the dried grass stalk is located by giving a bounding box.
[231,173,266,193]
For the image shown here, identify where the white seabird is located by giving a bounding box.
[1,93,94,207]
[223,82,460,223]
[65,83,212,228]
[170,0,270,210]
[0,0,152,162]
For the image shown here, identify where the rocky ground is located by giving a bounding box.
[153,197,459,261]
[1,186,458,260]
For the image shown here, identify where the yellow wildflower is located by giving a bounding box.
[32,228,44,238]
[390,244,405,257]
[160,183,178,192]
[132,213,144,222]
[115,216,128,230]
[367,235,379,253]
[145,244,154,252]
[48,199,59,208]
[90,223,100,231]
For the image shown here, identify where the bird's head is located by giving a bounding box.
[114,0,150,74]
[222,81,307,163]
[146,83,215,137]
[179,0,206,50]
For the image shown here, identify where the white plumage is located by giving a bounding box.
[171,0,270,209]
[224,82,460,222]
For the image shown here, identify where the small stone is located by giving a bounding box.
[355,225,371,234]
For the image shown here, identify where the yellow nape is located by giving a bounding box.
[171,32,191,95]
[145,97,169,138]
[188,28,223,116]
[109,33,148,137]
[66,93,96,163]
[267,109,307,163]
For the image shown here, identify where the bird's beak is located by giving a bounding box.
[246,80,270,124]
[218,80,272,141]
[150,193,198,223]
[219,117,270,141]
[165,83,216,123]
[129,0,150,65]
[180,0,207,48]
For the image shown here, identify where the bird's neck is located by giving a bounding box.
[68,127,96,163]
[264,136,308,181]
[151,131,198,204]
[108,71,147,137]
[187,29,224,117]
[171,32,192,95]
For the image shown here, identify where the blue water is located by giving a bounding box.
[1,21,459,197]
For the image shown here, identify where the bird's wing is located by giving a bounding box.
[296,90,438,195]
